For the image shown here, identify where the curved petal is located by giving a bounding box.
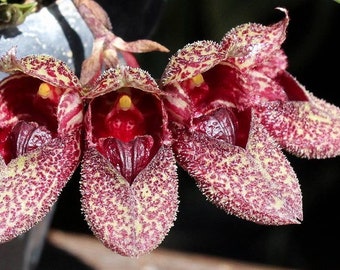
[172,112,302,225]
[239,65,288,107]
[80,145,178,257]
[221,7,288,71]
[160,40,222,86]
[110,36,169,53]
[254,70,340,158]
[0,48,82,90]
[255,95,340,159]
[80,37,105,86]
[0,133,81,242]
[57,89,84,135]
[84,65,160,99]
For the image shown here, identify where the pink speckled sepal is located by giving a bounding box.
[80,145,178,257]
[172,111,302,225]
[84,65,160,98]
[0,133,81,242]
[255,74,340,159]
[160,40,222,86]
[220,8,288,71]
[0,48,82,90]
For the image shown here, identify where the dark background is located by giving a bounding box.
[48,0,340,269]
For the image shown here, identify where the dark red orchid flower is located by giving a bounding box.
[80,65,178,257]
[160,8,340,225]
[0,49,83,242]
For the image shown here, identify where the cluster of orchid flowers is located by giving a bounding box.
[1,0,340,258]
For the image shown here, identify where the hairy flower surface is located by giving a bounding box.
[2,4,339,259]
[81,65,178,257]
[160,8,340,225]
[0,49,83,242]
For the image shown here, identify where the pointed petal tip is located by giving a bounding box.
[80,146,179,257]
[250,207,303,226]
[220,7,289,70]
[204,186,303,226]
[171,116,303,227]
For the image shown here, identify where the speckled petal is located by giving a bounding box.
[84,65,160,99]
[160,40,222,86]
[0,48,81,89]
[57,89,84,135]
[0,133,81,242]
[221,7,288,70]
[172,111,302,225]
[80,145,178,257]
[255,81,340,158]
[238,65,288,107]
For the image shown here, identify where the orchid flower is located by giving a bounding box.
[0,48,83,242]
[0,0,175,255]
[220,8,340,159]
[73,0,178,256]
[160,8,340,225]
[80,65,178,257]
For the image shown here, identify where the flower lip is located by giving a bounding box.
[191,106,251,149]
[8,120,53,162]
[84,66,171,184]
[0,75,60,163]
[193,107,237,145]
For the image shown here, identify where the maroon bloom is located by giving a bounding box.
[159,8,340,225]
[80,65,178,257]
[0,49,83,242]
[219,8,340,159]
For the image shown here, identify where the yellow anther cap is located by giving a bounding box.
[37,83,52,99]
[119,94,132,111]
[191,73,204,87]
